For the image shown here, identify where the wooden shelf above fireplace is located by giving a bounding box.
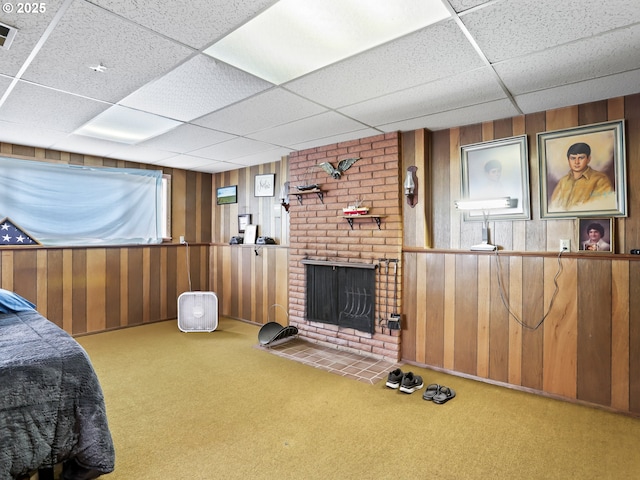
[341,214,386,230]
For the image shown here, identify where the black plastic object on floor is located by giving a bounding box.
[258,321,298,346]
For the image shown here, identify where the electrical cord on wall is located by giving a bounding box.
[493,249,564,331]
[183,240,192,292]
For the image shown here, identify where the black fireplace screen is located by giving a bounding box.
[305,263,375,334]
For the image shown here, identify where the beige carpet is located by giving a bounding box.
[77,318,640,480]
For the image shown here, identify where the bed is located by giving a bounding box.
[0,289,115,480]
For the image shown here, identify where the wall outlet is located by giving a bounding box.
[179,235,185,244]
[560,239,570,252]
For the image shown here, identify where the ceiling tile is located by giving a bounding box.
[448,0,491,13]
[105,144,176,163]
[0,75,13,95]
[0,120,67,148]
[495,25,640,95]
[225,147,293,168]
[0,81,110,132]
[514,69,640,114]
[248,111,376,146]
[150,154,217,169]
[190,137,280,162]
[90,0,276,49]
[20,0,195,103]
[379,99,521,132]
[462,0,640,62]
[290,128,382,152]
[285,19,485,108]
[50,133,123,158]
[120,54,273,122]
[193,87,327,135]
[340,67,506,126]
[139,124,235,152]
[190,161,241,174]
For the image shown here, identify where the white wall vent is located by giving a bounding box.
[0,22,18,50]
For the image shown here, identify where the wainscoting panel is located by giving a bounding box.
[209,244,289,326]
[0,244,208,335]
[403,250,639,416]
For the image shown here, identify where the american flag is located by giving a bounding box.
[0,217,39,246]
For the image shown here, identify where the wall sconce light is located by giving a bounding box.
[404,166,418,208]
[279,181,290,213]
[454,197,512,251]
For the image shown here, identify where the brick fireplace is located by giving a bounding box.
[287,133,403,362]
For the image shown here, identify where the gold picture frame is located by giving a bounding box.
[577,218,613,253]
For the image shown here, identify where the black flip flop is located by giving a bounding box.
[432,386,456,404]
[422,384,440,401]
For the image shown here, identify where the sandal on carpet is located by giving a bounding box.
[422,384,440,401]
[432,386,456,404]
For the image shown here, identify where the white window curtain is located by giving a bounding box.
[0,157,163,246]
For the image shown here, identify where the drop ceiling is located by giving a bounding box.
[0,0,639,174]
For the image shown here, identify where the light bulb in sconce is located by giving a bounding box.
[404,173,415,195]
[279,181,290,213]
[404,166,418,207]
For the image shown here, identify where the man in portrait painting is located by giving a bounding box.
[581,222,610,252]
[474,159,505,199]
[549,142,614,212]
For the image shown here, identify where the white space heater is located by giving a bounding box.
[177,291,218,332]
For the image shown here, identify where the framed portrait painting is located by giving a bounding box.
[577,218,613,253]
[460,135,530,221]
[538,120,626,219]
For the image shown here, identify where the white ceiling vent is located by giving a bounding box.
[0,22,18,50]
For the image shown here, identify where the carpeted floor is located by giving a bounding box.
[76,317,640,480]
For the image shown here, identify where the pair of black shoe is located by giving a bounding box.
[422,383,456,404]
[385,368,424,394]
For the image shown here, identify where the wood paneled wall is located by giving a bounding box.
[428,95,640,252]
[209,244,289,325]
[211,160,288,245]
[400,94,640,415]
[1,244,208,334]
[209,158,290,328]
[403,250,640,415]
[0,143,213,335]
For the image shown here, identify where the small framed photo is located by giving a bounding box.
[238,214,251,234]
[244,225,258,245]
[538,120,626,219]
[216,185,237,205]
[578,218,613,253]
[254,174,275,197]
[460,135,530,221]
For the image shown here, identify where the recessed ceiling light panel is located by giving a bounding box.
[204,0,450,84]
